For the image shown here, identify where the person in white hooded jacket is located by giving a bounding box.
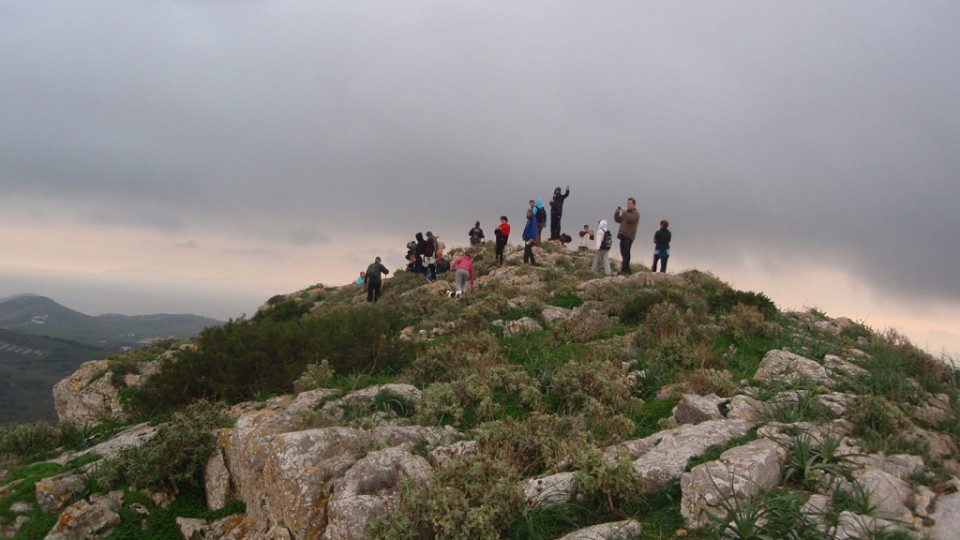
[591,219,612,275]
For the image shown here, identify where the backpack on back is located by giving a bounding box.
[366,262,381,280]
[600,230,613,250]
[536,206,546,224]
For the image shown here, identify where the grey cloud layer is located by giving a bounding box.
[1,1,958,301]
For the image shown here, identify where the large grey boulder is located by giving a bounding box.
[754,350,833,387]
[43,498,121,540]
[527,419,754,508]
[502,317,543,337]
[628,419,754,491]
[35,472,86,513]
[52,422,156,465]
[680,438,787,528]
[929,488,960,540]
[557,519,644,539]
[219,387,459,540]
[847,468,914,523]
[52,360,129,424]
[671,394,725,425]
[322,447,434,540]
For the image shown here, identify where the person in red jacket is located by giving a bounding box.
[494,216,510,266]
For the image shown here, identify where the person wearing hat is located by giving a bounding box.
[365,257,390,302]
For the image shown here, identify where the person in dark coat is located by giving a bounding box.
[522,208,538,266]
[468,221,485,245]
[365,257,390,302]
[549,185,570,240]
[652,219,672,273]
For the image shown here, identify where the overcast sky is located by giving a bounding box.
[1,1,958,357]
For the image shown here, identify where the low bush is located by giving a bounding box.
[368,454,526,540]
[129,303,415,415]
[0,422,60,458]
[98,400,228,492]
[708,288,778,319]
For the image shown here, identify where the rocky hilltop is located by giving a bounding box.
[3,242,959,540]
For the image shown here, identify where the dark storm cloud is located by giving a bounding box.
[1,1,958,303]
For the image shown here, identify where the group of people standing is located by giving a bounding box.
[359,187,672,302]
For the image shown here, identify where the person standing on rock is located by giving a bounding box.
[522,208,538,266]
[534,199,546,245]
[652,219,671,273]
[468,221,485,245]
[424,232,439,282]
[364,257,390,302]
[591,220,613,276]
[614,197,639,275]
[578,224,594,252]
[548,185,570,241]
[494,216,510,266]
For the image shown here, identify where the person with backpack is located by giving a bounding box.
[534,199,546,245]
[652,219,672,273]
[548,185,571,241]
[592,220,613,275]
[494,215,510,266]
[424,231,439,282]
[522,208,538,266]
[468,221,485,245]
[365,257,390,302]
[614,197,640,275]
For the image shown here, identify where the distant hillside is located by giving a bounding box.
[0,294,222,348]
[0,329,110,422]
[0,294,222,423]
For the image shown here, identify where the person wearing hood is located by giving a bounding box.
[522,208,538,265]
[548,185,571,241]
[534,198,546,245]
[591,220,613,276]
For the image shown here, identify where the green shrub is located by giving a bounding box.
[708,288,777,319]
[0,422,60,458]
[99,400,228,492]
[415,366,543,428]
[369,454,526,540]
[621,288,688,325]
[129,304,414,415]
[548,295,584,309]
[774,430,851,490]
[572,445,642,513]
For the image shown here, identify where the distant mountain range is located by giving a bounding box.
[0,294,222,423]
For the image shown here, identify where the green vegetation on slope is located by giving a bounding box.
[2,243,957,539]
